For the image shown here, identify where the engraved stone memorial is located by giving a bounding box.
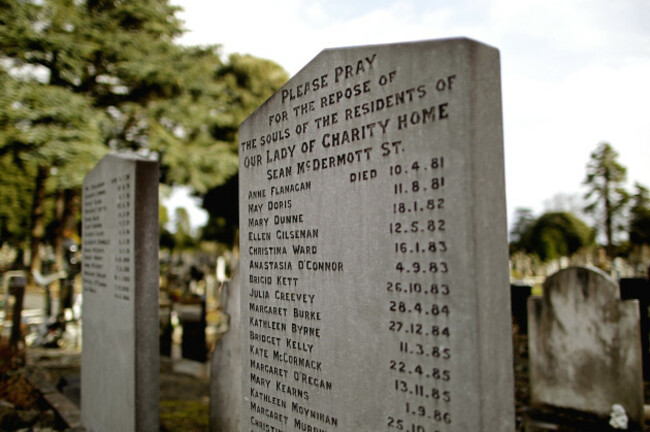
[239,38,514,431]
[81,153,159,431]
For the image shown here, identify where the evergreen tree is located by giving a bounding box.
[0,0,288,262]
[0,74,34,246]
[198,54,287,247]
[0,76,104,271]
[0,0,184,270]
[583,142,629,257]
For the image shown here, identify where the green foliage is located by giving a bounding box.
[1,80,106,179]
[0,0,183,250]
[629,183,650,246]
[0,73,105,246]
[149,51,288,193]
[147,46,235,192]
[217,53,290,120]
[0,0,288,252]
[513,211,595,262]
[0,0,185,164]
[197,55,287,245]
[583,142,629,256]
[0,0,183,102]
[0,153,35,244]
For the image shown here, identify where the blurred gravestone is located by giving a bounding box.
[528,266,643,429]
[510,284,531,334]
[177,299,207,362]
[81,153,159,431]
[8,274,27,347]
[238,38,514,431]
[620,277,650,380]
[210,271,242,431]
[160,302,173,357]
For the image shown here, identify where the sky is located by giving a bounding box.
[166,0,650,230]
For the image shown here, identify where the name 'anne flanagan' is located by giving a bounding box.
[245,180,312,200]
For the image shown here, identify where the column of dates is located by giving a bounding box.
[114,174,132,301]
[386,155,452,432]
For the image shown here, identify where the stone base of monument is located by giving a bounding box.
[165,345,210,379]
[23,352,83,430]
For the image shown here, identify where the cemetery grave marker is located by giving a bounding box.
[620,277,650,380]
[528,266,643,429]
[238,38,514,431]
[81,153,159,432]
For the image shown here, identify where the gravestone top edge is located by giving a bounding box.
[542,266,620,302]
[317,37,497,57]
[543,266,617,287]
[94,151,158,166]
[85,153,158,187]
[240,37,499,129]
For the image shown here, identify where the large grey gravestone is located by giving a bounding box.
[238,38,514,431]
[81,153,159,431]
[528,266,644,428]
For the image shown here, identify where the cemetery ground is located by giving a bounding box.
[0,283,213,432]
[0,325,211,431]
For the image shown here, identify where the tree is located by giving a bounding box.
[509,207,535,253]
[583,142,629,257]
[0,0,182,269]
[146,50,286,193]
[517,212,595,262]
[198,54,288,246]
[629,183,650,246]
[0,153,35,247]
[0,77,105,272]
[0,0,288,263]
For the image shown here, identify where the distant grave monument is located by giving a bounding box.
[236,38,514,431]
[528,266,643,429]
[81,153,159,431]
[620,277,650,380]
